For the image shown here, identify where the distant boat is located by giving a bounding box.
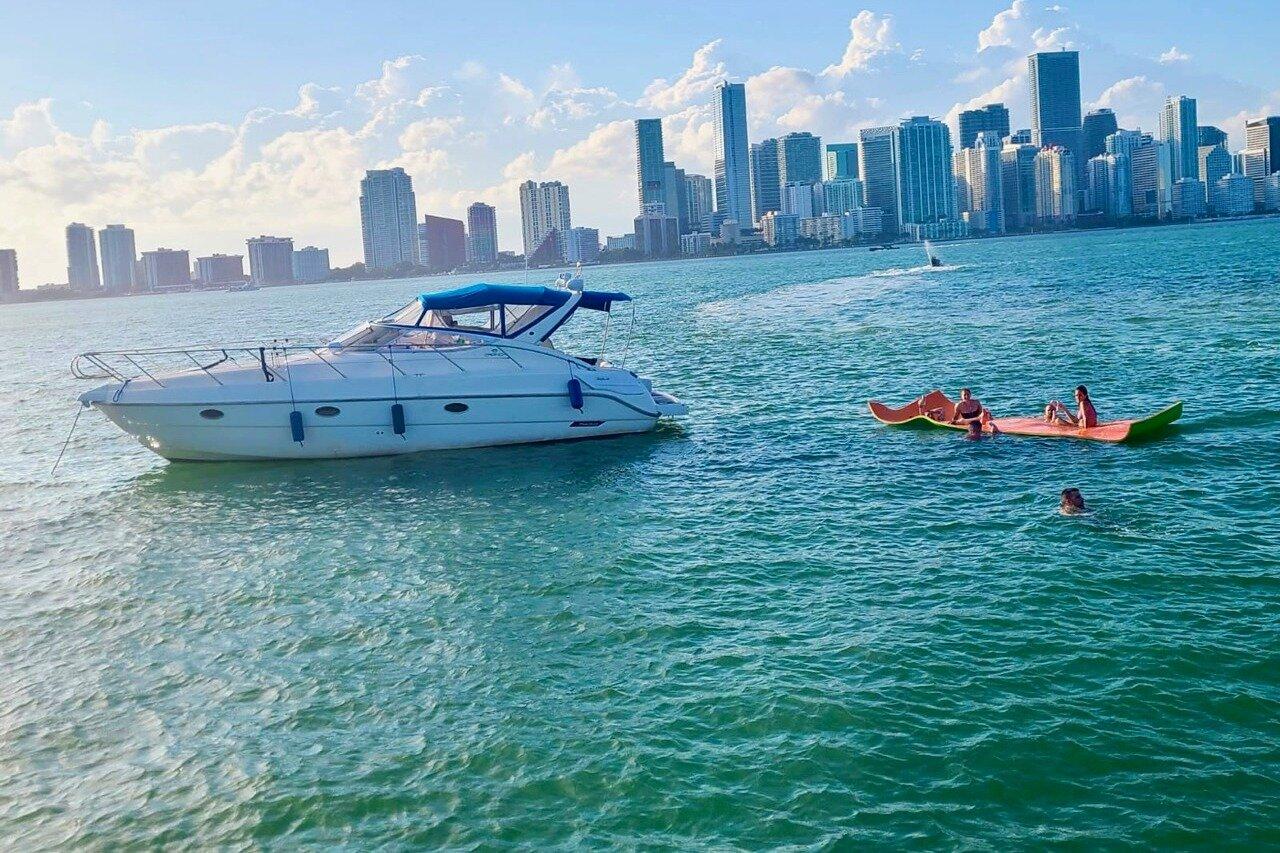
[869,244,899,252]
[923,241,943,267]
[227,282,260,292]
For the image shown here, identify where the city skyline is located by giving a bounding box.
[1,1,1279,284]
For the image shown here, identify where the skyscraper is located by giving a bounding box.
[825,143,859,180]
[140,249,191,290]
[292,247,331,282]
[1160,95,1199,181]
[98,224,137,293]
[634,204,680,258]
[417,215,466,272]
[1082,108,1118,162]
[1197,125,1228,148]
[749,139,780,223]
[1130,139,1174,218]
[957,104,1011,149]
[247,236,295,285]
[954,132,1004,233]
[196,254,245,285]
[634,119,666,211]
[360,167,418,270]
[1000,141,1040,230]
[0,249,18,300]
[564,227,600,264]
[778,132,823,186]
[712,81,751,227]
[1034,147,1077,224]
[466,202,498,264]
[892,117,957,236]
[1199,145,1232,211]
[65,223,101,291]
[859,126,899,234]
[1029,51,1083,169]
[1244,116,1280,173]
[662,161,690,233]
[684,173,714,232]
[822,179,863,215]
[519,180,572,260]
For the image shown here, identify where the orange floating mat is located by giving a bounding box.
[868,390,1182,443]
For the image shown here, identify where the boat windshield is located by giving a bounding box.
[380,300,558,338]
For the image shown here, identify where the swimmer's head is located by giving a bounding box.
[1060,487,1086,513]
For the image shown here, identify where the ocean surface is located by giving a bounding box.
[2,220,1279,848]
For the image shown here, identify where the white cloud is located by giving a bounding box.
[639,41,727,112]
[978,0,1032,51]
[1158,46,1191,65]
[1090,76,1166,129]
[398,117,464,150]
[822,11,899,77]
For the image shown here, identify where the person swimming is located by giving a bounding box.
[1060,488,1086,514]
[950,388,984,424]
[963,417,1000,439]
[1045,385,1099,428]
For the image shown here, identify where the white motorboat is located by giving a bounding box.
[74,281,687,461]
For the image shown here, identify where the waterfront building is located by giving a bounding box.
[824,143,859,180]
[466,202,498,264]
[1198,145,1232,211]
[662,162,690,233]
[605,234,636,252]
[246,236,295,285]
[141,248,191,290]
[781,181,823,219]
[892,116,957,234]
[1160,95,1199,181]
[1264,174,1280,212]
[196,253,245,285]
[1082,108,1118,162]
[0,249,17,299]
[749,139,781,223]
[958,104,1010,149]
[635,118,666,211]
[519,180,572,260]
[760,211,799,247]
[799,213,861,244]
[1029,50,1083,185]
[712,81,752,226]
[1085,155,1113,216]
[1130,139,1175,218]
[359,168,418,270]
[1239,148,1270,205]
[564,227,600,263]
[1000,141,1040,229]
[1198,125,1228,148]
[417,215,466,272]
[853,207,885,236]
[680,232,711,256]
[292,247,330,282]
[634,205,679,258]
[1172,179,1207,218]
[98,224,137,293]
[822,179,863,215]
[1034,147,1077,224]
[65,223,101,291]
[859,126,899,234]
[778,132,823,187]
[683,174,714,233]
[1212,173,1256,216]
[1244,116,1280,172]
[953,132,1005,233]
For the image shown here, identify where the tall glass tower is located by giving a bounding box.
[712,81,751,228]
[360,168,419,270]
[892,117,957,228]
[1160,95,1199,181]
[634,119,666,212]
[1029,51,1083,157]
[749,139,780,223]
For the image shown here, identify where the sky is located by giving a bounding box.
[1,0,1277,285]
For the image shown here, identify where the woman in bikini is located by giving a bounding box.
[950,388,999,435]
[1045,385,1098,428]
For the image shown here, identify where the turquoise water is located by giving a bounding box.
[2,220,1279,847]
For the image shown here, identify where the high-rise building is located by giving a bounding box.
[1001,141,1040,230]
[634,119,666,211]
[519,180,572,260]
[957,104,1011,149]
[98,224,137,293]
[292,247,331,282]
[683,174,714,232]
[141,249,191,290]
[1160,95,1199,182]
[1034,147,1077,224]
[466,202,499,265]
[1008,129,1033,144]
[781,182,823,218]
[1029,51,1083,182]
[65,223,101,291]
[1239,148,1269,205]
[662,161,690,233]
[417,215,466,272]
[760,211,799,247]
[892,117,957,232]
[1199,145,1232,211]
[749,139,781,223]
[1086,155,1121,217]
[778,132,823,186]
[564,227,600,263]
[247,236,295,285]
[859,126,899,234]
[825,143,859,180]
[196,254,245,285]
[360,167,418,270]
[712,81,752,226]
[1131,139,1175,218]
[1082,108,1118,163]
[1197,125,1228,148]
[1171,178,1207,218]
[1212,173,1255,216]
[1244,116,1280,173]
[954,133,1005,233]
[634,204,679,258]
[822,179,863,215]
[0,249,18,300]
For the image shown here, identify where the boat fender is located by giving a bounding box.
[391,403,406,436]
[567,378,584,410]
[289,410,305,443]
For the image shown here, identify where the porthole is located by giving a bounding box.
[444,402,469,413]
[315,405,341,417]
[199,408,224,420]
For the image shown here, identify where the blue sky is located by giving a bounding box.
[1,0,1276,283]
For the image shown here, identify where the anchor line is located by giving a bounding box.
[51,405,85,476]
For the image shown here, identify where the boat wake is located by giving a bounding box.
[870,263,966,277]
[698,273,917,322]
